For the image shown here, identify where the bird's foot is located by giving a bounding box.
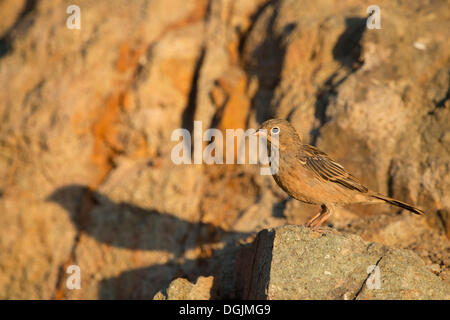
[304,205,331,231]
[304,224,330,235]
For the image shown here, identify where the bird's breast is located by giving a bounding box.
[272,158,320,204]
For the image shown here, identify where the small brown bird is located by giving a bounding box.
[256,119,424,230]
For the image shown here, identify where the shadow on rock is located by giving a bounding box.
[98,244,250,299]
[47,184,253,298]
[241,1,296,124]
[332,17,366,70]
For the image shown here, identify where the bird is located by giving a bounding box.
[255,118,424,230]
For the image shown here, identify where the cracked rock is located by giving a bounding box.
[238,225,450,299]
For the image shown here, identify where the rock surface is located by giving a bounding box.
[155,225,450,299]
[239,225,450,299]
[0,0,449,299]
[153,276,214,300]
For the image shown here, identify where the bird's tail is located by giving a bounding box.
[370,194,424,215]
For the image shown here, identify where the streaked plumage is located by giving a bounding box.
[257,119,424,230]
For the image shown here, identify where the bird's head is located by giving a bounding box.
[256,119,302,150]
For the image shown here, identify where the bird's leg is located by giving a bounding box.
[304,211,321,227]
[304,204,332,231]
[310,211,332,230]
[304,204,327,227]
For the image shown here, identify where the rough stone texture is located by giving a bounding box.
[153,276,214,300]
[339,214,450,283]
[240,225,450,299]
[0,0,449,299]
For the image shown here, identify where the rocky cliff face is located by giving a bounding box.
[0,0,448,299]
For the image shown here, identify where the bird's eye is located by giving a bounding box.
[271,127,280,134]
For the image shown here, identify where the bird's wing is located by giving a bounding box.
[300,144,368,193]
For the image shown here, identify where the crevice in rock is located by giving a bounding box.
[181,46,206,135]
[0,0,38,59]
[174,0,214,275]
[436,209,448,235]
[353,250,385,300]
[237,0,276,59]
[310,70,352,145]
[434,86,449,109]
[309,16,366,145]
[387,159,395,198]
[242,1,294,124]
